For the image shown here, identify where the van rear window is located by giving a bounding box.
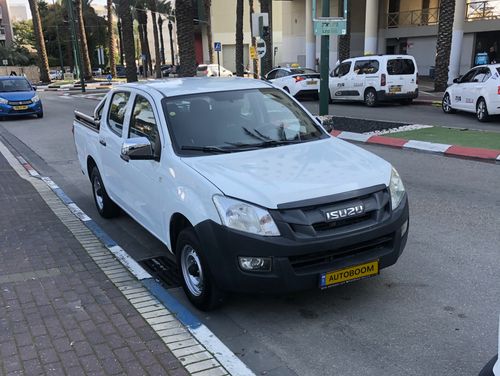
[387,59,415,75]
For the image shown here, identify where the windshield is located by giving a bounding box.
[163,88,327,156]
[0,78,32,92]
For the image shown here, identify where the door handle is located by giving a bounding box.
[99,137,106,146]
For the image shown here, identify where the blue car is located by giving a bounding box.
[0,76,43,119]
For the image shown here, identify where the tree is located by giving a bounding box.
[114,0,137,82]
[135,2,152,76]
[12,20,35,48]
[148,0,162,78]
[338,0,350,62]
[107,0,117,77]
[157,0,173,65]
[27,0,50,83]
[248,0,258,78]
[259,0,272,75]
[434,0,455,92]
[235,0,244,76]
[175,0,196,77]
[204,0,213,63]
[74,0,92,80]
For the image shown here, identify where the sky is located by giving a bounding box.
[8,0,108,19]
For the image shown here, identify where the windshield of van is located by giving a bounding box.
[387,59,415,75]
[163,88,327,156]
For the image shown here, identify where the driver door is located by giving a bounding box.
[452,68,478,111]
[329,62,352,100]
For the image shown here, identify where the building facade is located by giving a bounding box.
[0,0,14,47]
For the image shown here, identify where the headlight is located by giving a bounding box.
[213,195,280,236]
[31,95,40,103]
[389,167,405,210]
[0,97,8,104]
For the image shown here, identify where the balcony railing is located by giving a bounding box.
[466,0,500,20]
[386,8,439,28]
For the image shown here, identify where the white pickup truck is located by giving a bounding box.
[73,78,409,310]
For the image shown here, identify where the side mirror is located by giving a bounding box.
[316,116,334,133]
[32,86,37,91]
[121,137,155,161]
[453,76,461,83]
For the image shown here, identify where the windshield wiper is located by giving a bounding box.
[181,145,234,153]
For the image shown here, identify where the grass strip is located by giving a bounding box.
[389,126,500,150]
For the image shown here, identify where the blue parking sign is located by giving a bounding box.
[214,42,221,52]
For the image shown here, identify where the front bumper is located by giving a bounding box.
[194,195,409,293]
[376,89,418,101]
[0,102,43,116]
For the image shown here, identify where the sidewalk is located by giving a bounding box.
[0,151,188,375]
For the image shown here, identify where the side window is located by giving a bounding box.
[473,67,491,83]
[266,70,278,80]
[354,60,379,74]
[338,62,351,77]
[459,69,478,83]
[129,95,161,157]
[275,70,288,78]
[107,92,130,136]
[387,59,416,75]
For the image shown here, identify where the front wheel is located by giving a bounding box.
[90,167,119,218]
[442,93,455,114]
[476,98,490,122]
[364,88,378,107]
[176,228,224,311]
[37,112,44,119]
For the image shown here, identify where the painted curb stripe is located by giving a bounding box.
[404,140,451,153]
[445,145,500,160]
[366,135,407,147]
[107,245,153,281]
[84,220,117,248]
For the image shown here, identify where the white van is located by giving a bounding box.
[329,55,419,106]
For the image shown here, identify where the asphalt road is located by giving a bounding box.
[1,91,499,376]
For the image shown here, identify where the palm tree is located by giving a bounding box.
[74,0,92,80]
[338,0,350,62]
[204,0,213,63]
[157,0,172,65]
[434,0,455,92]
[114,0,137,82]
[249,0,258,78]
[235,0,244,76]
[27,0,50,83]
[107,0,117,77]
[148,0,162,78]
[135,2,152,76]
[175,0,196,76]
[259,0,272,75]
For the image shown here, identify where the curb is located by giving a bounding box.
[331,130,500,162]
[0,140,255,376]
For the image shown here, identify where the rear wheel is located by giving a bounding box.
[176,228,224,311]
[90,167,119,218]
[476,98,490,122]
[442,93,455,114]
[364,88,378,107]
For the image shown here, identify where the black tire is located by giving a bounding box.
[328,90,333,104]
[478,354,497,376]
[476,98,490,122]
[442,93,455,114]
[364,88,378,107]
[90,166,119,218]
[176,228,224,311]
[37,112,44,119]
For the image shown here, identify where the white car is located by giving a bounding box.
[196,64,233,77]
[329,55,419,106]
[73,78,409,310]
[479,316,499,376]
[442,64,500,122]
[265,67,320,97]
[49,70,62,80]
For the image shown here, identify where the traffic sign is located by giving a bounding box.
[313,18,347,36]
[249,46,257,60]
[214,42,221,52]
[256,39,266,58]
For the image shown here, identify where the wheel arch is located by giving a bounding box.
[87,156,97,181]
[169,213,193,254]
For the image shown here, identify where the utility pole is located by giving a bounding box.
[168,20,175,65]
[117,20,124,65]
[52,0,64,73]
[319,0,330,115]
[66,0,85,92]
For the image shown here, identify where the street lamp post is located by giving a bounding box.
[117,19,124,66]
[168,20,174,65]
[158,16,165,65]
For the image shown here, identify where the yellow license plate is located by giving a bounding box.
[320,260,379,289]
[307,80,317,85]
[13,105,28,110]
[389,86,401,93]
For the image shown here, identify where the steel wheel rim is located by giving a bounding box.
[443,95,451,112]
[181,245,204,297]
[366,92,375,105]
[93,176,104,210]
[477,101,486,119]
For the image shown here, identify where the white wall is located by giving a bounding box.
[406,36,437,75]
[459,33,474,75]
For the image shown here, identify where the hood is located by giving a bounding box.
[0,91,36,101]
[182,137,392,209]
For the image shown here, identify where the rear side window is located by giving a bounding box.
[354,60,379,74]
[108,92,130,136]
[387,59,415,75]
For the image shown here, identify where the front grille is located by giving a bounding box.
[8,100,32,106]
[289,235,393,271]
[312,213,372,232]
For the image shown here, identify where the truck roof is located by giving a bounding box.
[120,77,272,97]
